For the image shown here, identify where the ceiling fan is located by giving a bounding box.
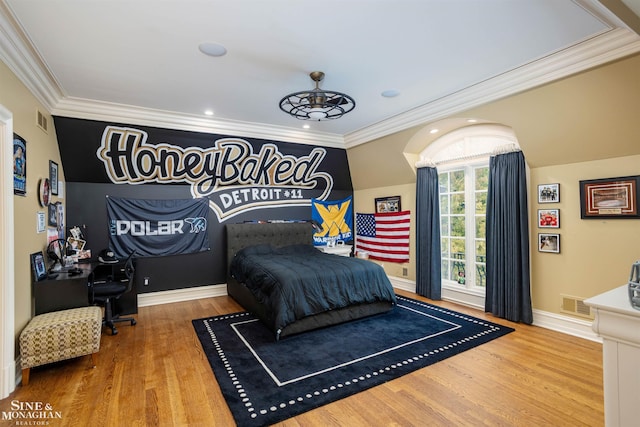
[279,71,356,121]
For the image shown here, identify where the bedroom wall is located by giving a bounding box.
[348,53,640,319]
[0,60,63,348]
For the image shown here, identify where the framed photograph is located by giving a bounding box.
[13,133,26,196]
[36,211,46,233]
[30,251,48,281]
[580,176,640,219]
[375,196,401,213]
[538,183,559,203]
[538,209,560,228]
[47,202,57,226]
[49,160,58,195]
[538,233,560,253]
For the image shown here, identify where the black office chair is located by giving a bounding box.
[90,251,137,335]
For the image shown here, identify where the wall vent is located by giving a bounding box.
[560,294,593,319]
[36,109,48,133]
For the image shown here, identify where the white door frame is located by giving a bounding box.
[0,103,16,398]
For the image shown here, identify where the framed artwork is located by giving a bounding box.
[13,133,26,196]
[30,251,48,281]
[47,203,57,226]
[49,160,59,195]
[375,196,401,213]
[538,183,559,203]
[538,209,560,228]
[580,176,640,219]
[538,233,560,253]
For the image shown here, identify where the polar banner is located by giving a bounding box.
[107,197,210,258]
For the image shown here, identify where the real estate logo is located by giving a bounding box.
[96,126,334,221]
[1,400,62,424]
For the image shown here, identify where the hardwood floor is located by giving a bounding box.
[1,290,604,426]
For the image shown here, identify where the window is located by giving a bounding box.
[418,123,520,296]
[439,163,488,290]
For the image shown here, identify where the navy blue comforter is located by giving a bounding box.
[230,244,397,335]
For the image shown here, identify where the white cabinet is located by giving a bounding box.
[584,285,640,427]
[316,245,352,257]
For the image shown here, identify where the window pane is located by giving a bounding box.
[451,194,465,214]
[451,217,465,237]
[451,170,465,192]
[475,216,486,239]
[442,260,450,281]
[451,238,465,255]
[475,192,487,214]
[440,195,449,214]
[439,173,449,192]
[475,167,489,190]
[441,238,450,257]
[440,216,449,236]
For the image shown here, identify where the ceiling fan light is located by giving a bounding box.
[279,71,355,121]
[308,108,327,120]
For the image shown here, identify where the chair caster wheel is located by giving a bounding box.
[131,319,137,326]
[111,328,118,335]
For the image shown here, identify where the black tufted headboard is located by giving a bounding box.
[225,222,313,274]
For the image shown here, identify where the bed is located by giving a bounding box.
[226,222,396,340]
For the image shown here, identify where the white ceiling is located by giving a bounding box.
[1,0,640,147]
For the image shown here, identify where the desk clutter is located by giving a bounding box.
[19,306,102,386]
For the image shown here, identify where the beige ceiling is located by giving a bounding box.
[1,0,640,147]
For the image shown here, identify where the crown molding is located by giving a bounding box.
[52,97,346,148]
[344,27,640,148]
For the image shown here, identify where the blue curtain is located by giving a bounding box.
[485,151,533,324]
[416,166,442,300]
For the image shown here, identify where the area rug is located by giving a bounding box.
[192,295,514,427]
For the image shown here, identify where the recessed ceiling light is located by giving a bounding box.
[381,89,400,98]
[204,110,214,116]
[303,124,310,129]
[467,119,478,123]
[429,128,439,134]
[198,42,227,57]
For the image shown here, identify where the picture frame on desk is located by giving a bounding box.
[30,251,47,281]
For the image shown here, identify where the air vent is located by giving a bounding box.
[36,109,48,133]
[561,294,593,319]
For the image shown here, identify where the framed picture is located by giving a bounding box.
[47,203,57,226]
[538,183,559,203]
[580,176,640,219]
[538,209,560,228]
[49,160,58,195]
[538,233,560,253]
[375,196,401,213]
[13,133,26,196]
[30,251,48,281]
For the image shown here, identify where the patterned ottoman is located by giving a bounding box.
[19,306,102,385]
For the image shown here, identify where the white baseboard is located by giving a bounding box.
[137,283,227,307]
[387,276,600,343]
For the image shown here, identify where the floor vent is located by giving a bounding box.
[36,109,48,133]
[561,294,593,319]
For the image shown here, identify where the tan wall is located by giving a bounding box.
[0,61,63,350]
[530,155,640,313]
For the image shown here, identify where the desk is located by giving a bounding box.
[33,263,93,316]
[32,262,138,316]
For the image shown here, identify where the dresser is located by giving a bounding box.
[584,285,640,427]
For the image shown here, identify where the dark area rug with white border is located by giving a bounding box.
[192,295,514,427]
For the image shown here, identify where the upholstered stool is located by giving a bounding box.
[19,306,102,385]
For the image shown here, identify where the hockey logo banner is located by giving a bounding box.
[107,197,210,257]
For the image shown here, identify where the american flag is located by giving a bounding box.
[355,211,410,263]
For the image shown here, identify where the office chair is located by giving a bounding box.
[90,251,137,335]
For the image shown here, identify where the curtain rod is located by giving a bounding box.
[416,143,520,168]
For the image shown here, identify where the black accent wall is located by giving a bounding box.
[54,117,353,293]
